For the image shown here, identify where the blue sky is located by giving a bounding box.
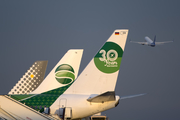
[0,1,180,119]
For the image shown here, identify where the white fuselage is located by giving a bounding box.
[145,36,153,44]
[50,94,119,119]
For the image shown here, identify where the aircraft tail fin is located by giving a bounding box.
[153,35,156,44]
[8,61,48,95]
[65,29,128,95]
[31,49,83,94]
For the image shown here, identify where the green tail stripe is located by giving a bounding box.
[9,94,34,101]
[18,82,73,111]
[55,71,75,80]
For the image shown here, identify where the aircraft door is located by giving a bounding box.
[60,98,67,108]
[59,98,67,119]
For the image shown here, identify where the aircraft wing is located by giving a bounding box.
[120,93,146,100]
[155,41,173,45]
[130,41,148,45]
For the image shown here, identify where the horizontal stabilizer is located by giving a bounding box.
[120,93,146,100]
[87,91,115,103]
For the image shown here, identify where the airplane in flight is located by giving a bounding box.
[0,30,145,120]
[130,36,173,47]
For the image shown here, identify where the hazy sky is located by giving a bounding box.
[0,1,180,119]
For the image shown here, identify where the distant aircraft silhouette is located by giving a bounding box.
[130,36,173,47]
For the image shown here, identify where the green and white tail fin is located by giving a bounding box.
[31,49,83,94]
[8,61,48,94]
[65,29,128,94]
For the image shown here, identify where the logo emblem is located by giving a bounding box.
[94,42,123,73]
[55,64,75,84]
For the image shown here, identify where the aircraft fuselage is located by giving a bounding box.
[145,36,155,47]
[50,94,120,119]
